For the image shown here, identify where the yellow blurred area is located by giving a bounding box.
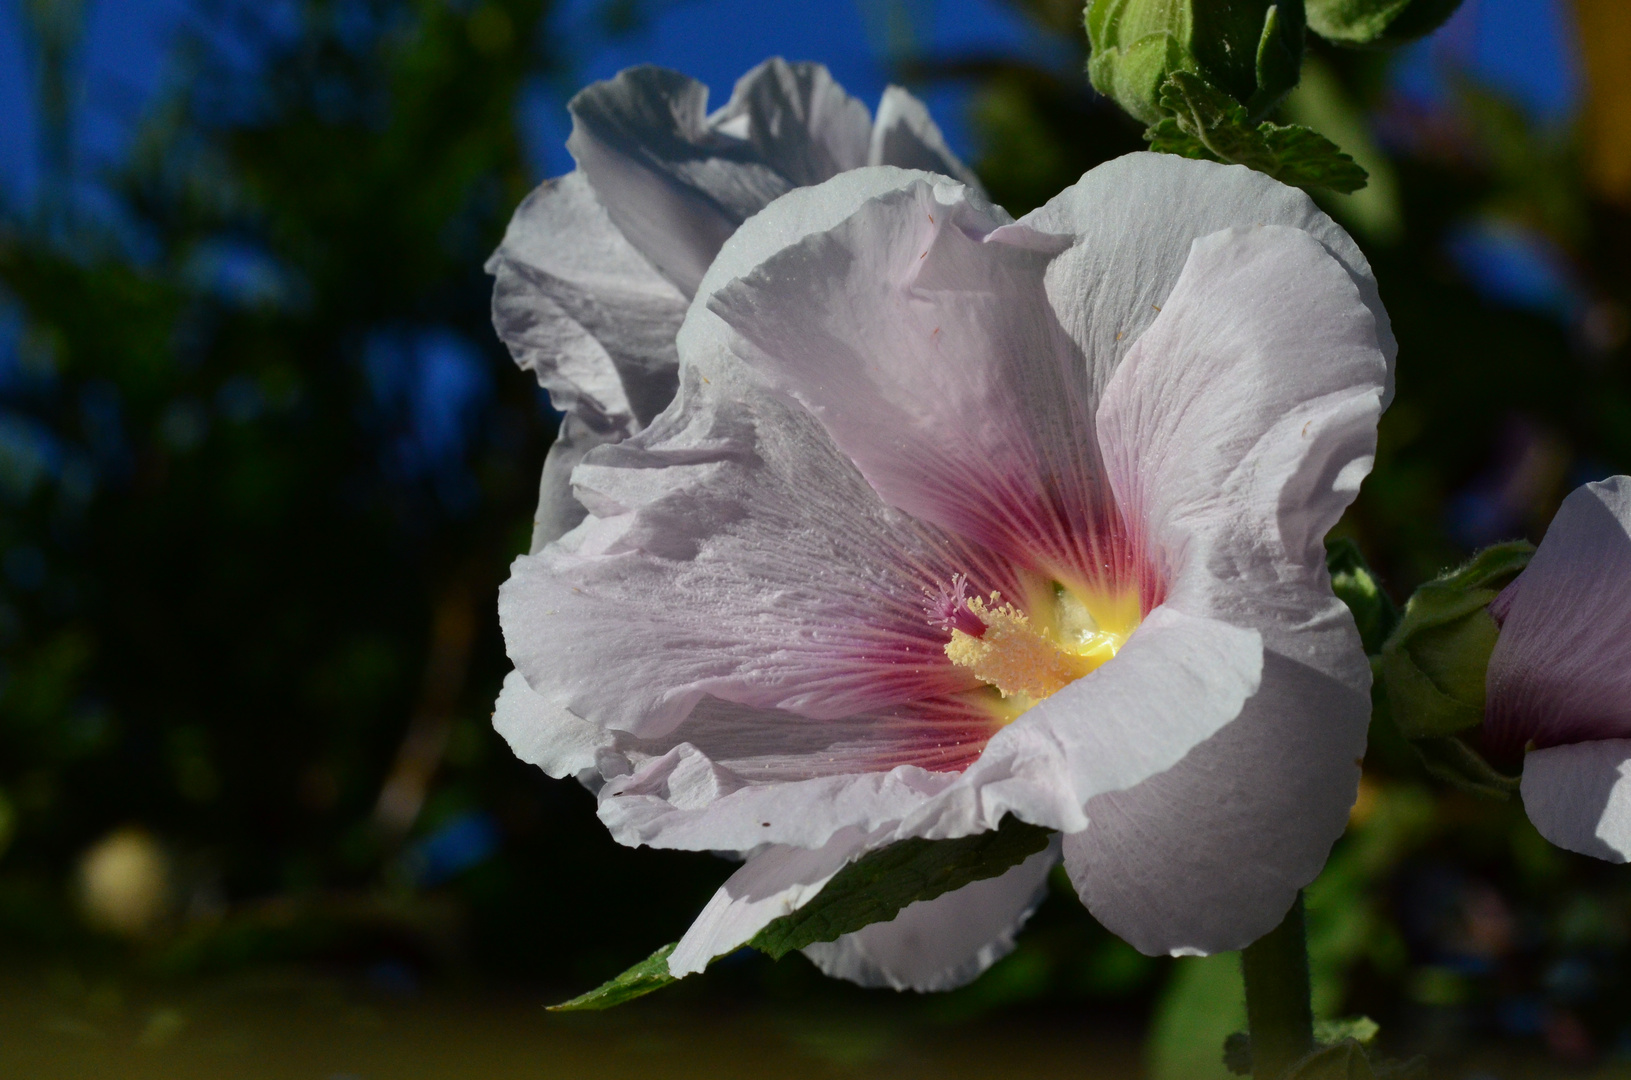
[76,828,171,939]
[1573,0,1631,202]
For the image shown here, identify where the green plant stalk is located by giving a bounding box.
[1241,893,1314,1079]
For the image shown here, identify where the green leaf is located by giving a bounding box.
[1307,0,1466,47]
[748,816,1054,958]
[547,942,679,1012]
[1146,71,1370,194]
[1376,541,1533,741]
[1327,539,1399,655]
[548,817,1053,1011]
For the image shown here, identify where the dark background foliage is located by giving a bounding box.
[2,0,1630,1075]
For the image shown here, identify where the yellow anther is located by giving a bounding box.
[943,585,1137,713]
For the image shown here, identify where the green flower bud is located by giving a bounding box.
[1306,0,1465,48]
[1377,542,1532,741]
[1375,542,1533,797]
[1086,0,1307,125]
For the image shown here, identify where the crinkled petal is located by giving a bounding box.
[669,828,879,976]
[500,364,1019,739]
[1095,224,1383,682]
[529,413,623,550]
[802,838,1059,991]
[708,58,872,187]
[1063,652,1368,956]
[1486,477,1631,755]
[709,178,1122,578]
[1521,739,1631,862]
[486,170,685,429]
[1018,153,1396,408]
[868,85,982,190]
[592,605,1261,854]
[492,669,612,785]
[567,61,870,295]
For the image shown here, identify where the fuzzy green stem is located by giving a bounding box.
[1241,892,1314,1080]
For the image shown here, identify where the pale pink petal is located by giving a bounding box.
[669,828,879,976]
[707,178,1127,584]
[868,85,982,189]
[492,670,612,786]
[527,413,621,550]
[802,839,1059,991]
[1486,477,1631,756]
[568,61,870,295]
[486,170,686,428]
[592,606,1261,855]
[1095,224,1384,682]
[1521,739,1631,863]
[1065,224,1384,955]
[1063,653,1368,956]
[1018,153,1396,408]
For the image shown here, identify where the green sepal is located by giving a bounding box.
[1306,0,1465,48]
[1375,540,1533,742]
[1314,1017,1380,1046]
[1146,71,1369,194]
[1326,539,1399,655]
[1086,0,1305,126]
[547,942,678,1012]
[548,817,1054,1010]
[1410,734,1520,800]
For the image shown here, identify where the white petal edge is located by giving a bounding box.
[669,827,879,976]
[1063,652,1368,956]
[1018,153,1396,409]
[802,838,1059,991]
[1521,739,1631,863]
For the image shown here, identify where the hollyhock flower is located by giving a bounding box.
[485,58,978,547]
[496,152,1393,990]
[1484,477,1631,861]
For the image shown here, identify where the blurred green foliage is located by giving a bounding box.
[4,0,1631,1075]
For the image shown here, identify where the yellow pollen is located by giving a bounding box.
[944,585,1137,713]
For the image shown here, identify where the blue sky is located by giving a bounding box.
[0,0,1585,206]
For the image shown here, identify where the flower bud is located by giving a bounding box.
[1086,0,1306,125]
[1306,0,1465,48]
[1376,541,1532,743]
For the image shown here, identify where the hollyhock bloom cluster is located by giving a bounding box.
[486,58,979,548]
[493,135,1395,991]
[1484,477,1631,861]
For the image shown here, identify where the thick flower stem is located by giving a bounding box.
[1241,892,1314,1080]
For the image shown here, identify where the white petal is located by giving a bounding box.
[1096,224,1384,684]
[567,61,870,295]
[708,178,1116,571]
[669,828,878,976]
[487,170,685,428]
[868,85,983,191]
[529,413,621,550]
[1063,652,1368,956]
[1020,153,1396,408]
[1486,477,1631,755]
[500,366,1006,741]
[492,669,613,784]
[802,839,1059,991]
[709,58,872,186]
[1521,739,1631,862]
[590,606,1259,855]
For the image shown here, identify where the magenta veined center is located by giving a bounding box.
[929,573,1143,723]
